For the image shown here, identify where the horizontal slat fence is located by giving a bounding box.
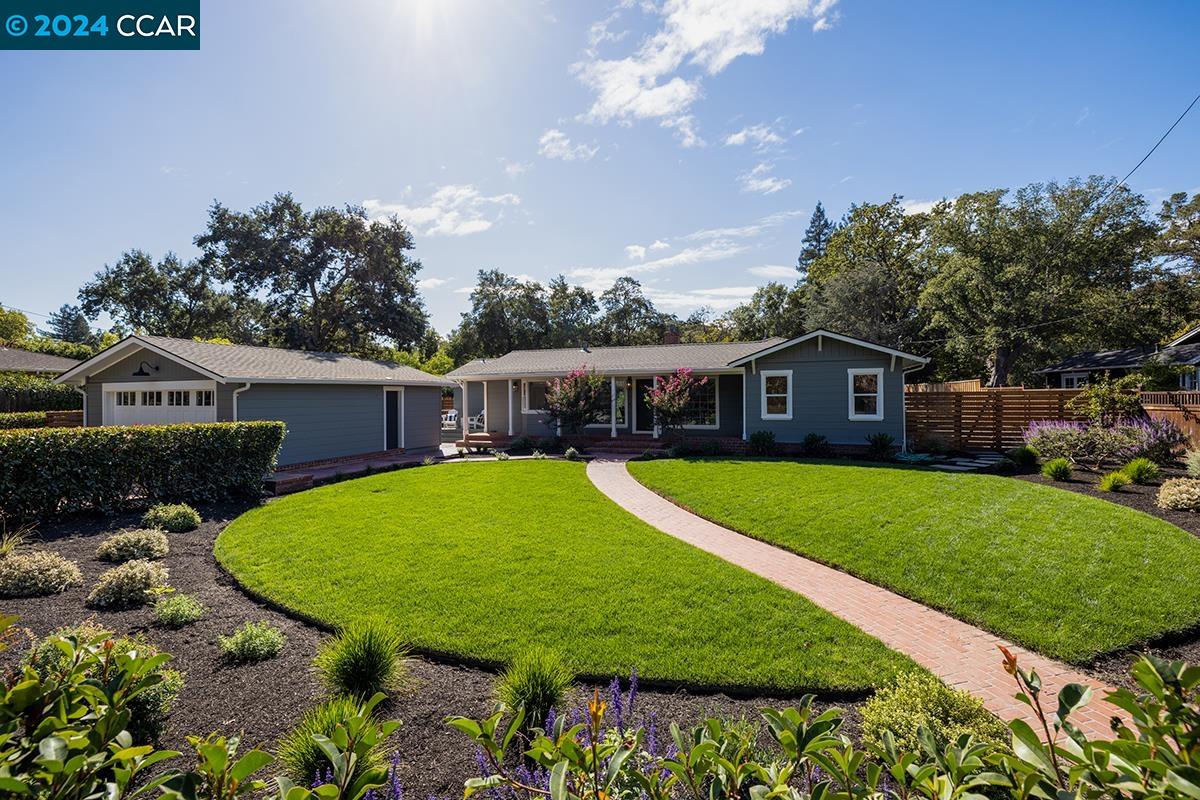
[905,378,984,393]
[905,389,1084,451]
[1140,392,1200,450]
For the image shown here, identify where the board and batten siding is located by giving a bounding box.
[401,386,442,451]
[82,347,234,426]
[235,384,388,466]
[744,337,905,444]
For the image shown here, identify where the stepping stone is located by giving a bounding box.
[931,464,973,472]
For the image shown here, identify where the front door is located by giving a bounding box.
[633,379,655,434]
[385,390,401,450]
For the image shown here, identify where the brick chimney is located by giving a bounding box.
[662,328,681,345]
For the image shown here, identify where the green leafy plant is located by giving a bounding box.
[96,528,169,562]
[1098,471,1130,492]
[865,432,896,459]
[0,549,82,597]
[508,435,535,453]
[422,456,436,466]
[564,446,582,461]
[160,733,274,800]
[0,410,48,429]
[494,450,511,461]
[143,503,203,533]
[0,421,284,519]
[219,620,286,664]
[0,371,82,412]
[314,619,409,698]
[747,429,776,456]
[495,646,574,730]
[531,449,547,459]
[1040,457,1072,480]
[1121,457,1161,485]
[1066,372,1143,425]
[275,695,389,786]
[87,559,169,609]
[1158,478,1200,511]
[1005,444,1038,468]
[155,593,207,628]
[800,432,834,457]
[860,671,1008,753]
[1186,449,1200,478]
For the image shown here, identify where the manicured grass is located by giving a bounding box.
[216,461,915,692]
[628,459,1200,664]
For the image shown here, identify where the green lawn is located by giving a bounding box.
[628,458,1200,664]
[215,460,915,692]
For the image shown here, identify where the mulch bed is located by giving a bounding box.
[1,503,859,797]
[1013,465,1200,690]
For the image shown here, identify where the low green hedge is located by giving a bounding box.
[0,373,82,411]
[0,411,47,429]
[0,421,285,519]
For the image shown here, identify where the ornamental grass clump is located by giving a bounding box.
[314,619,409,698]
[1041,457,1072,481]
[1158,478,1200,512]
[860,671,1008,753]
[87,559,169,609]
[276,695,386,785]
[496,646,575,730]
[219,620,285,663]
[1121,457,1161,485]
[494,450,511,461]
[154,593,206,628]
[142,503,201,533]
[96,528,169,562]
[1098,471,1130,492]
[564,446,581,461]
[1187,449,1200,478]
[1005,444,1039,469]
[0,550,82,598]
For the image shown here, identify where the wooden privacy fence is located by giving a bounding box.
[1141,392,1200,449]
[905,388,1084,451]
[905,378,984,393]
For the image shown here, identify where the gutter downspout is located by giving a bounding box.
[232,382,251,421]
[73,386,87,427]
[901,363,925,453]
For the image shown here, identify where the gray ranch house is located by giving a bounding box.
[446,329,929,451]
[55,335,452,467]
[1036,325,1200,390]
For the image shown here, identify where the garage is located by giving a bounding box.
[104,380,218,425]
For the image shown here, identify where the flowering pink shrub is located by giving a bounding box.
[646,368,708,440]
[544,367,608,433]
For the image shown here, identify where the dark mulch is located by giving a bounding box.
[1013,464,1200,690]
[1,504,858,797]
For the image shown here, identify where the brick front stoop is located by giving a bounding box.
[585,457,1127,741]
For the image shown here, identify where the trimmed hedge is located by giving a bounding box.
[0,421,285,519]
[0,411,47,429]
[0,373,82,412]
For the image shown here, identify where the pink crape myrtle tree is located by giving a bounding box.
[646,368,707,441]
[544,367,609,434]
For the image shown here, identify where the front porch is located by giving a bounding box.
[453,431,672,454]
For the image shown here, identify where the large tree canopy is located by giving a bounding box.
[721,283,806,341]
[194,193,428,352]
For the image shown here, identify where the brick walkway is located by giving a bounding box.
[586,457,1126,740]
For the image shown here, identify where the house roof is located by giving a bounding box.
[0,347,81,374]
[1169,325,1200,347]
[1036,343,1200,374]
[445,329,930,380]
[56,335,454,387]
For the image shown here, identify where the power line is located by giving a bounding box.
[0,303,51,319]
[909,89,1200,349]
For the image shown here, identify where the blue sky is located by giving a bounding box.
[2,0,1198,335]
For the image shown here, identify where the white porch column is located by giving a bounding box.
[462,382,469,440]
[610,376,617,438]
[507,381,514,436]
[652,375,660,439]
[483,380,489,433]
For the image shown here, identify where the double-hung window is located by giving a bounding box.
[760,370,792,420]
[848,368,884,421]
[521,380,547,413]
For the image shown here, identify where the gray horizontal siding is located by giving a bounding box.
[744,338,906,445]
[402,386,442,451]
[83,346,234,425]
[236,384,387,466]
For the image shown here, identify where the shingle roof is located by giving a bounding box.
[446,338,788,378]
[0,347,81,374]
[1037,344,1200,373]
[60,335,452,386]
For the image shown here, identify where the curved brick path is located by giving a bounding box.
[586,457,1126,740]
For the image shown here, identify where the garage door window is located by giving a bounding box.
[196,390,214,407]
[167,390,190,406]
[115,391,136,406]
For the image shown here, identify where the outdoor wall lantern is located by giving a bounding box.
[132,360,159,377]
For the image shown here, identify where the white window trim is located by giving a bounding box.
[683,374,721,430]
[760,370,793,421]
[1062,372,1089,389]
[585,382,629,428]
[1181,367,1199,391]
[521,379,548,414]
[848,367,885,421]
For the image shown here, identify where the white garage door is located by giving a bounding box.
[105,382,218,426]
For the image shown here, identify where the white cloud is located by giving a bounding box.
[738,161,791,195]
[900,198,940,215]
[572,0,839,143]
[649,239,670,251]
[569,238,749,291]
[683,209,803,241]
[363,185,520,237]
[538,128,599,161]
[747,264,796,279]
[500,158,530,178]
[625,244,647,260]
[1075,106,1091,126]
[812,14,836,32]
[724,122,785,149]
[418,277,450,289]
[644,285,759,310]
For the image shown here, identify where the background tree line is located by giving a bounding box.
[5,179,1197,385]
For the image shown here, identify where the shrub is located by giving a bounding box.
[0,550,82,597]
[494,450,511,461]
[1158,478,1200,512]
[1122,457,1161,485]
[1123,418,1188,465]
[748,430,776,456]
[154,593,206,628]
[1098,471,1129,492]
[314,619,409,698]
[1024,419,1140,469]
[1041,457,1073,481]
[219,620,285,663]
[276,695,386,785]
[1005,444,1039,468]
[993,457,1019,474]
[865,432,896,460]
[531,449,547,459]
[25,620,184,742]
[914,431,950,455]
[695,438,722,456]
[87,559,169,609]
[1066,373,1142,426]
[564,446,582,461]
[535,437,559,452]
[0,410,47,429]
[142,503,202,532]
[496,646,574,730]
[1187,449,1200,478]
[800,432,834,457]
[508,435,535,453]
[860,671,1008,753]
[0,372,81,411]
[0,421,285,519]
[96,528,169,562]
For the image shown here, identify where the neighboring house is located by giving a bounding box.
[55,335,452,466]
[1036,341,1200,390]
[0,346,81,376]
[446,329,929,449]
